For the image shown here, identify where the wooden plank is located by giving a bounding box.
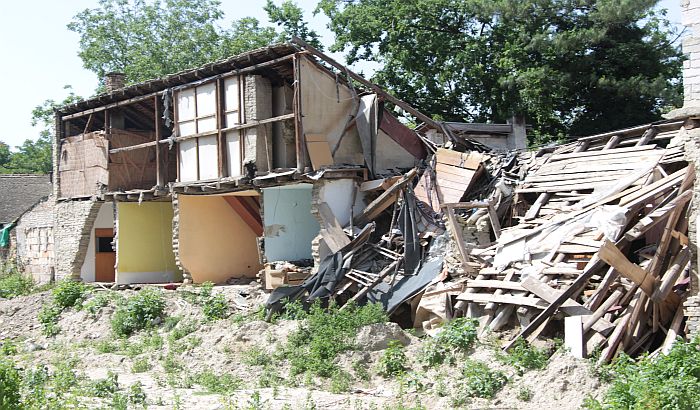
[317,202,351,253]
[524,193,550,220]
[355,169,416,226]
[445,204,473,275]
[624,190,692,240]
[456,292,548,308]
[516,179,646,193]
[435,162,479,179]
[305,134,334,170]
[618,167,687,207]
[549,145,657,161]
[598,241,655,297]
[466,279,525,291]
[487,203,501,239]
[440,201,490,209]
[435,148,483,169]
[652,246,690,302]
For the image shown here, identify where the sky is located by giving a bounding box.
[0,0,683,149]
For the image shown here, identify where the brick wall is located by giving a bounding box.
[53,199,101,281]
[15,197,55,283]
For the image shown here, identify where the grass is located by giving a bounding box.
[583,337,700,409]
[420,318,479,367]
[496,339,549,375]
[283,300,387,378]
[0,262,35,299]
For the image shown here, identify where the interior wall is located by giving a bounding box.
[178,195,261,283]
[375,130,417,173]
[263,184,320,261]
[316,179,366,227]
[116,202,179,284]
[299,57,364,167]
[80,202,115,282]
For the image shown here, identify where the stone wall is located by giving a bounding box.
[170,193,192,283]
[15,197,55,283]
[53,199,101,281]
[243,75,273,172]
[683,0,700,105]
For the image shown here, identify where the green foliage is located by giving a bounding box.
[202,293,229,321]
[0,262,35,298]
[497,339,549,375]
[420,318,479,367]
[378,340,408,377]
[52,279,90,309]
[95,340,119,354]
[82,292,114,317]
[459,359,507,399]
[67,0,317,87]
[518,386,533,402]
[127,381,147,404]
[265,0,323,49]
[111,288,166,336]
[329,369,352,393]
[243,346,272,367]
[284,301,387,377]
[88,371,119,398]
[38,303,63,337]
[318,0,684,140]
[194,370,243,394]
[584,337,700,410]
[131,357,152,373]
[168,318,199,343]
[0,340,17,356]
[0,359,22,408]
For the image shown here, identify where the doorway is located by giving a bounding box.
[95,228,115,282]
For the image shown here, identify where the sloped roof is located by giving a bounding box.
[0,174,52,224]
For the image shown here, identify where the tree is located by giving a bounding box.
[317,0,684,140]
[68,0,319,86]
[265,0,323,50]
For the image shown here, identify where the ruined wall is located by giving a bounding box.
[15,198,55,283]
[243,75,273,172]
[79,202,114,282]
[53,200,102,281]
[262,184,319,262]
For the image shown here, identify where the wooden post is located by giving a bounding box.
[154,95,162,187]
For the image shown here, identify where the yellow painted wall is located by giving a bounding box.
[116,202,180,282]
[178,195,261,283]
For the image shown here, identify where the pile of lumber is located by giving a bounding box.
[444,123,693,362]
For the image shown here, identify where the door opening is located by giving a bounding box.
[95,228,116,282]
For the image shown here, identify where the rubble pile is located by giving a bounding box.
[264,120,693,363]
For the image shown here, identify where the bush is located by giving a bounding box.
[378,340,408,377]
[38,303,62,336]
[421,318,479,367]
[202,293,229,321]
[131,358,152,373]
[285,301,387,377]
[0,359,21,408]
[0,264,34,299]
[460,359,507,398]
[584,337,700,409]
[52,279,89,309]
[111,288,166,337]
[194,370,242,394]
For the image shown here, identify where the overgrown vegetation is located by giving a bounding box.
[378,340,408,377]
[420,318,479,367]
[283,301,387,378]
[0,261,35,299]
[111,288,166,337]
[38,279,91,336]
[584,337,700,409]
[454,359,507,402]
[0,359,21,408]
[496,339,550,375]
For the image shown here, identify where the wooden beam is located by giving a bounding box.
[355,169,417,226]
[222,196,263,236]
[598,240,656,297]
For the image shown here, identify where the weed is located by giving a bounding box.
[583,337,700,409]
[246,390,267,410]
[168,318,199,342]
[38,303,62,336]
[87,371,120,397]
[0,359,22,408]
[0,339,18,356]
[195,370,243,394]
[111,288,166,336]
[203,293,229,320]
[170,336,202,353]
[329,369,352,393]
[257,365,284,388]
[352,360,370,382]
[111,392,129,409]
[82,292,112,316]
[497,339,549,375]
[284,301,386,377]
[131,357,152,373]
[95,340,119,354]
[518,386,533,401]
[52,279,90,309]
[0,262,34,298]
[199,281,214,299]
[128,381,147,404]
[242,346,272,367]
[162,354,183,374]
[420,318,478,367]
[378,340,408,377]
[163,315,182,331]
[459,359,507,399]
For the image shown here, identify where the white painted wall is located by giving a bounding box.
[317,179,366,227]
[79,202,115,282]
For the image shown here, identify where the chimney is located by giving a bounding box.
[105,72,125,92]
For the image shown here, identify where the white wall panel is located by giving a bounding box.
[198,135,218,180]
[196,82,217,116]
[226,131,242,177]
[179,139,198,182]
[177,89,196,121]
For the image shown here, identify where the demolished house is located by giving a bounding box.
[51,38,437,286]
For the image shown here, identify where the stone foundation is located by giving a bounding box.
[53,199,101,281]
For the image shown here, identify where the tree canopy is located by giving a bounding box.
[68,0,319,85]
[317,0,684,140]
